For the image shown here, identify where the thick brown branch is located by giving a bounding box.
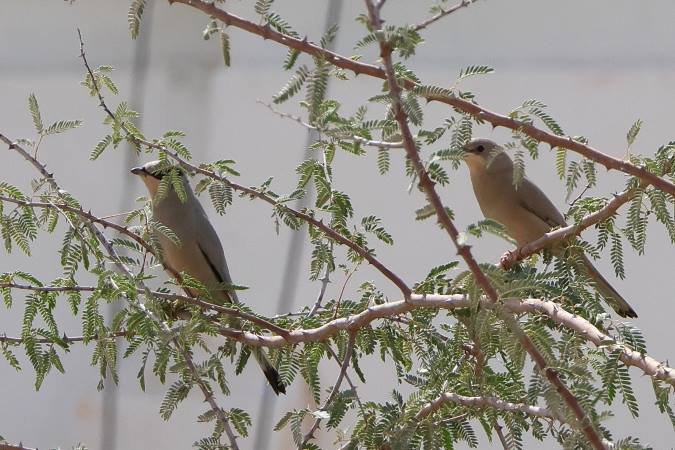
[415,391,563,422]
[212,293,675,386]
[166,0,675,197]
[509,298,675,386]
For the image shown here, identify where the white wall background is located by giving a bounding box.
[1,1,673,449]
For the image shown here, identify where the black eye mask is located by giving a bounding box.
[148,166,186,180]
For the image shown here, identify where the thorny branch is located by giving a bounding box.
[167,0,675,197]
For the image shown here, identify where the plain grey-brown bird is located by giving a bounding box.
[463,138,637,318]
[132,160,286,394]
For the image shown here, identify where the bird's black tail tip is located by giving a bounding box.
[618,307,638,319]
[263,365,286,395]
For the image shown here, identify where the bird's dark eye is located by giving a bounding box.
[476,145,485,153]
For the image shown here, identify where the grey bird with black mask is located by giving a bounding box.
[131,160,286,394]
[463,138,637,318]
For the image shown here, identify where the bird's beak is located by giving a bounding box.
[130,166,145,176]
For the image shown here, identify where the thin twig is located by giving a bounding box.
[567,183,592,207]
[494,421,511,450]
[271,307,322,320]
[326,345,365,413]
[0,196,158,263]
[332,264,358,319]
[0,282,96,294]
[307,261,331,318]
[300,333,356,448]
[0,331,128,345]
[259,100,405,149]
[414,391,615,449]
[413,0,475,32]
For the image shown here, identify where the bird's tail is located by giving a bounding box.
[578,254,638,318]
[251,346,286,395]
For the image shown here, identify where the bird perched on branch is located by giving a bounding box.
[132,160,286,394]
[462,138,637,318]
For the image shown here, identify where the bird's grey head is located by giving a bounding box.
[131,160,188,198]
[462,138,509,172]
[463,138,501,158]
[130,160,181,180]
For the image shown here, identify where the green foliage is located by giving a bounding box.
[356,25,423,59]
[361,215,393,245]
[28,93,43,133]
[273,65,309,104]
[208,181,233,215]
[466,219,515,244]
[511,99,564,136]
[1,5,672,450]
[458,65,495,81]
[306,59,331,123]
[626,118,643,147]
[254,0,274,16]
[27,94,82,141]
[128,0,146,39]
[220,31,231,67]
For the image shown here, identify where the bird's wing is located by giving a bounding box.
[516,178,567,228]
[194,201,239,303]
